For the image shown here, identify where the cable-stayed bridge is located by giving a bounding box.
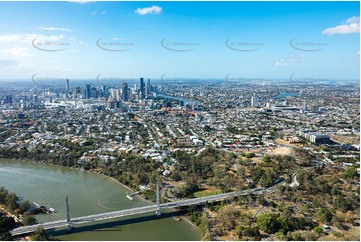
[10,186,273,236]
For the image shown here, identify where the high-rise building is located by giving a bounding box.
[65,79,70,98]
[4,95,12,104]
[146,78,151,96]
[73,87,80,99]
[31,110,37,119]
[33,94,39,103]
[114,89,121,101]
[116,100,122,109]
[251,95,259,107]
[140,78,145,99]
[90,87,98,98]
[85,84,91,99]
[102,85,109,98]
[122,83,129,101]
[302,101,307,111]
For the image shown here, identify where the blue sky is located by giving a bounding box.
[0,1,359,81]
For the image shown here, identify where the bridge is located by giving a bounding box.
[10,186,273,236]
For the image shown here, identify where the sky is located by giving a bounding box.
[0,0,359,81]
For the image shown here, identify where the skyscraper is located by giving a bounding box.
[4,95,12,104]
[65,79,70,98]
[90,87,98,98]
[122,83,129,101]
[102,85,109,98]
[85,84,91,99]
[73,86,80,99]
[251,95,259,107]
[140,78,145,99]
[33,94,39,103]
[146,78,151,96]
[302,101,307,112]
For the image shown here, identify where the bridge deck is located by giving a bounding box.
[10,188,272,236]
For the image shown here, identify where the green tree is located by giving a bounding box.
[23,212,37,226]
[5,193,19,212]
[0,217,16,233]
[19,200,31,214]
[313,226,323,234]
[315,208,332,223]
[30,228,51,241]
[257,195,268,206]
[334,195,351,212]
[344,167,357,179]
[0,232,13,241]
[262,156,271,163]
[256,213,280,233]
[245,153,255,159]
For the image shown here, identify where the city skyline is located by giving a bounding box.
[0,0,359,80]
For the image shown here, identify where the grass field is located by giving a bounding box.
[330,134,360,145]
[318,227,360,241]
[193,186,220,198]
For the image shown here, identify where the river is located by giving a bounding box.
[156,93,201,105]
[272,92,299,98]
[0,159,201,240]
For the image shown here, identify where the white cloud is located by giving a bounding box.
[275,55,305,66]
[0,59,19,69]
[69,37,82,44]
[288,57,297,64]
[345,16,360,24]
[0,34,24,42]
[135,5,162,15]
[274,60,288,66]
[91,10,106,15]
[2,47,32,58]
[36,26,71,32]
[322,16,360,35]
[0,34,64,43]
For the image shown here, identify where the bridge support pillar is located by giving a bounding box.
[155,183,161,217]
[65,196,72,233]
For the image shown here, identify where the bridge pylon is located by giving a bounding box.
[155,183,161,217]
[65,196,72,233]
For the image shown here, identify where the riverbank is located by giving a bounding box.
[104,175,151,205]
[0,203,30,241]
[104,175,200,236]
[0,205,17,221]
[1,158,202,240]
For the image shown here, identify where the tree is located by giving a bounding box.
[344,167,357,179]
[262,156,271,163]
[5,193,19,212]
[245,153,255,159]
[313,226,323,234]
[256,213,280,233]
[315,208,332,223]
[30,228,51,241]
[257,195,268,206]
[237,226,261,240]
[218,206,239,230]
[334,195,352,212]
[0,232,13,241]
[23,212,37,226]
[19,200,30,214]
[0,217,16,233]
